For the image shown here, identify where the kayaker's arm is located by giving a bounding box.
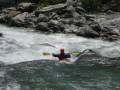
[52,54,59,57]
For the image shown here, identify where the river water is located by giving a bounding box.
[0,24,120,90]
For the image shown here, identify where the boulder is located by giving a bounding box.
[75,6,86,14]
[101,26,120,41]
[35,3,67,15]
[60,18,73,24]
[10,12,29,26]
[37,14,49,22]
[73,16,86,26]
[0,33,3,37]
[84,14,96,21]
[18,3,36,12]
[48,20,65,32]
[35,22,49,32]
[89,21,102,32]
[64,24,78,33]
[75,25,100,38]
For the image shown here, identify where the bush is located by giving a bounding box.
[21,0,66,5]
[80,0,102,12]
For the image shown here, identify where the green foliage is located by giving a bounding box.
[80,0,102,12]
[21,0,66,5]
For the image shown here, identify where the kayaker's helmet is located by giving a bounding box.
[60,48,64,53]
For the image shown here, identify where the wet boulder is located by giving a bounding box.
[75,25,100,38]
[0,33,3,37]
[101,26,120,41]
[35,22,49,32]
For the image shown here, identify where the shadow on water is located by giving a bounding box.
[3,60,120,90]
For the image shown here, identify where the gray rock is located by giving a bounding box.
[35,22,49,32]
[101,26,120,41]
[73,16,86,26]
[37,14,49,22]
[18,3,36,12]
[10,12,29,26]
[64,24,78,33]
[89,21,102,32]
[48,20,65,32]
[84,14,96,21]
[75,25,100,38]
[35,3,67,14]
[75,6,86,14]
[0,33,3,37]
[60,18,73,24]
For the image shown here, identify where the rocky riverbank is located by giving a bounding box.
[0,1,120,41]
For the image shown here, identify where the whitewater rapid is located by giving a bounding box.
[0,25,120,64]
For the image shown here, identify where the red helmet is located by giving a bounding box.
[60,48,64,53]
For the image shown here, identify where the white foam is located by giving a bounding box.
[0,24,119,64]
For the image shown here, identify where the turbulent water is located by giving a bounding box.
[0,24,120,90]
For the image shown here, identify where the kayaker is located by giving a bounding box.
[52,48,71,61]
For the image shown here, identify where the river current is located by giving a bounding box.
[0,24,120,90]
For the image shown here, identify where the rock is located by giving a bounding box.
[75,6,86,14]
[73,16,86,26]
[2,7,17,14]
[64,6,76,18]
[101,26,120,41]
[64,24,78,33]
[10,12,29,26]
[48,20,65,32]
[75,25,100,38]
[35,3,67,15]
[0,15,7,23]
[18,3,36,12]
[49,12,60,20]
[106,10,114,14]
[7,10,21,17]
[84,14,96,21]
[89,21,102,32]
[37,14,49,22]
[35,22,49,32]
[0,33,3,37]
[60,18,73,24]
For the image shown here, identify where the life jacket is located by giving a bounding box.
[52,48,71,60]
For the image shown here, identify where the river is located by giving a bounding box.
[0,24,120,90]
